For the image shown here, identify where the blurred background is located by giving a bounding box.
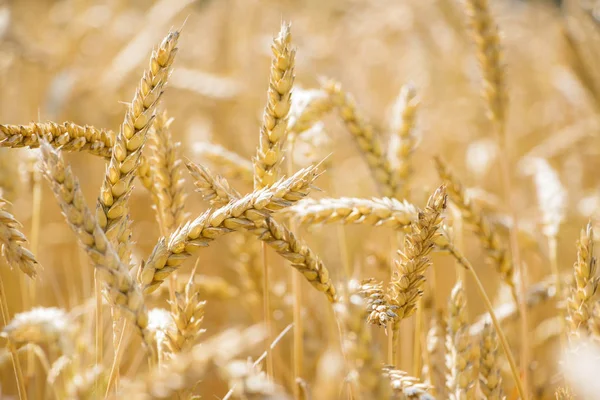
[1,0,600,398]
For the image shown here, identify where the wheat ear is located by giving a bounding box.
[186,161,240,207]
[253,21,295,190]
[479,321,504,399]
[0,122,154,193]
[96,30,179,265]
[39,142,153,354]
[148,111,187,235]
[390,83,419,199]
[140,165,321,292]
[434,156,516,302]
[188,161,338,302]
[0,199,38,278]
[282,197,418,229]
[567,221,598,338]
[287,89,333,136]
[445,282,476,399]
[323,78,396,197]
[383,366,433,400]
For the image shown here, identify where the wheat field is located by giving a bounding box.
[0,0,599,399]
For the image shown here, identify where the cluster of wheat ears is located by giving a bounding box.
[2,0,600,399]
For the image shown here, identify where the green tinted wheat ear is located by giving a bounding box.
[140,165,321,293]
[446,282,476,399]
[480,322,504,400]
[0,198,38,278]
[39,142,153,352]
[148,111,187,234]
[97,30,179,265]
[254,22,295,190]
[464,0,507,126]
[435,156,515,301]
[567,221,598,338]
[323,79,396,197]
[390,83,419,199]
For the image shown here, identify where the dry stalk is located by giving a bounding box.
[96,30,179,265]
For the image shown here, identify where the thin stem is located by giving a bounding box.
[548,235,566,352]
[445,244,526,400]
[105,319,128,397]
[0,275,27,400]
[413,299,423,377]
[387,324,394,365]
[497,123,530,395]
[262,242,274,380]
[95,270,103,394]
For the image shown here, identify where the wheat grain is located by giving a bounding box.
[479,321,503,399]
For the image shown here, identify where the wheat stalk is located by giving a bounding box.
[282,197,418,229]
[96,30,179,265]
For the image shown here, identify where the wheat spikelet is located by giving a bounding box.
[39,142,153,351]
[387,185,447,322]
[96,30,179,265]
[361,278,398,326]
[193,142,254,185]
[479,321,504,399]
[322,78,396,197]
[464,0,507,126]
[283,197,417,229]
[186,161,240,207]
[383,366,434,400]
[389,83,419,199]
[567,221,598,338]
[140,165,321,293]
[434,156,515,296]
[335,280,391,399]
[254,22,295,190]
[148,111,187,234]
[425,311,447,398]
[0,198,38,278]
[445,282,476,399]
